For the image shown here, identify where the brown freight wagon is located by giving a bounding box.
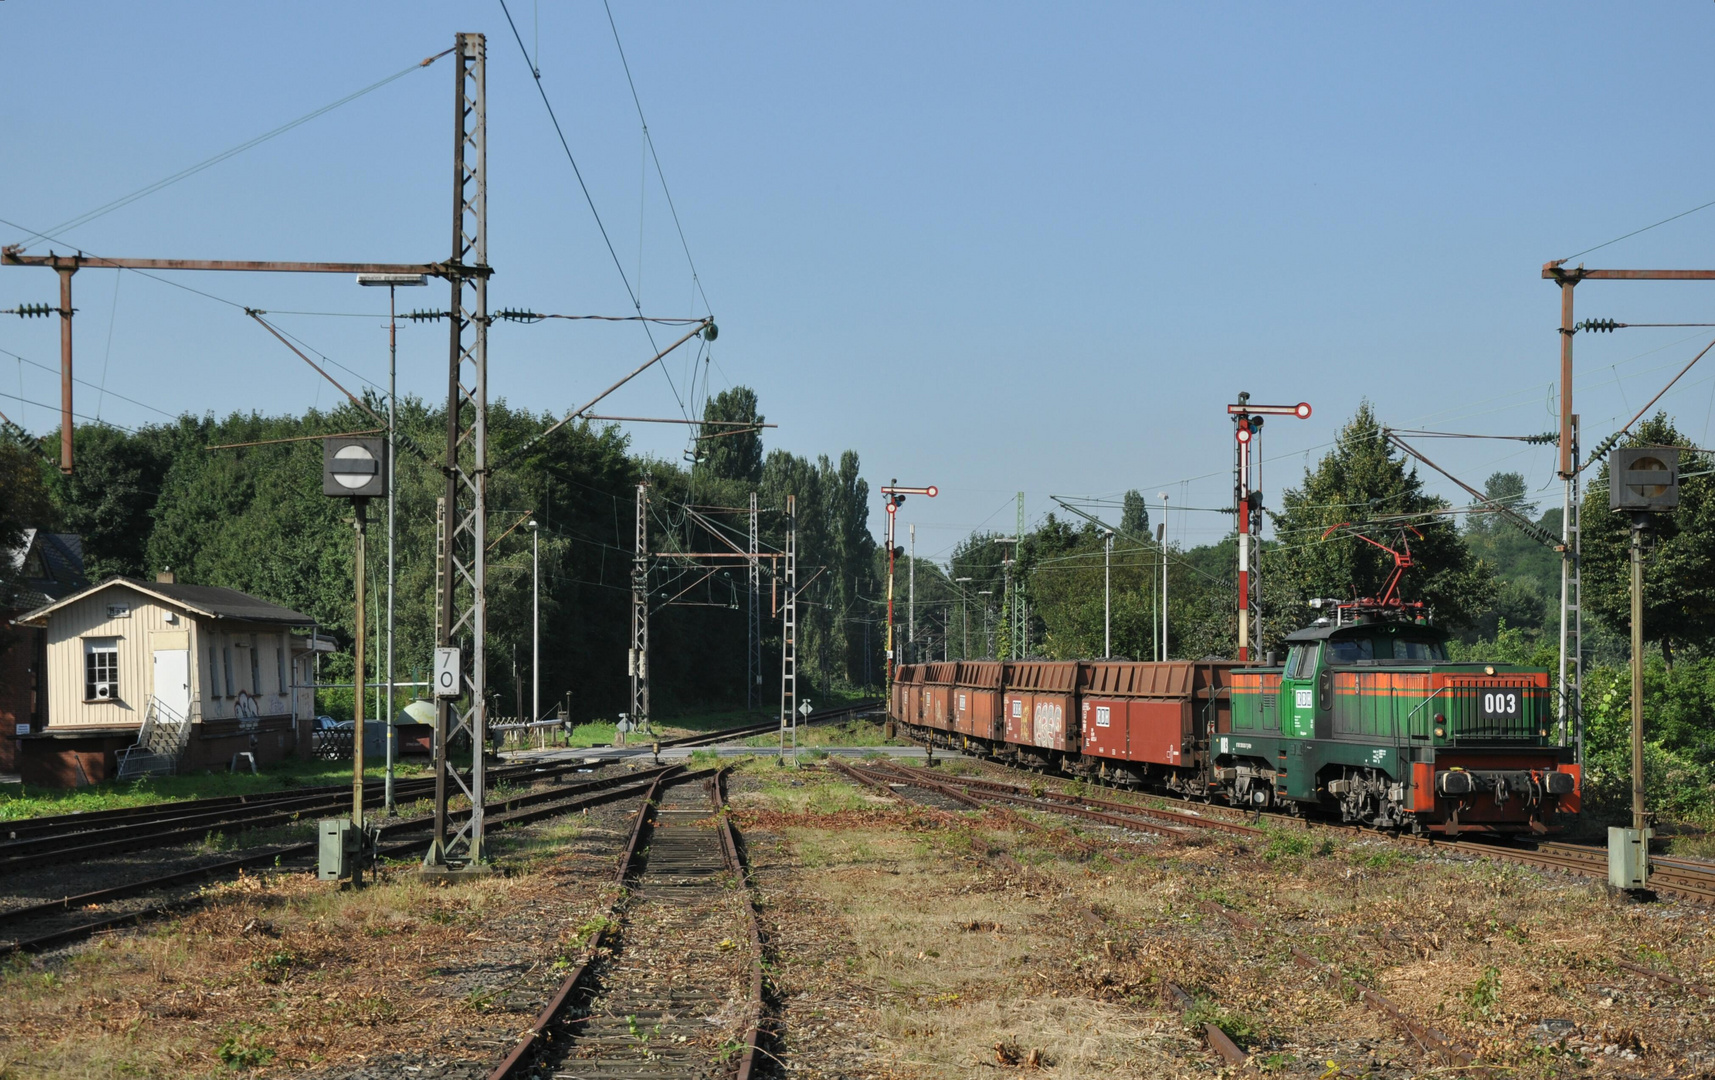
[921,662,958,733]
[952,661,1004,741]
[892,664,925,728]
[1003,662,1080,754]
[1078,661,1237,775]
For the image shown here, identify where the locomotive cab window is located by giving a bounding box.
[1326,638,1373,665]
[1284,645,1316,679]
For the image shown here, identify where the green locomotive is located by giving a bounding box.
[1224,599,1579,834]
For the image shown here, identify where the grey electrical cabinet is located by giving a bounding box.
[1608,826,1650,889]
[318,818,355,881]
[1610,447,1680,513]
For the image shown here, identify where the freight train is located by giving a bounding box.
[890,601,1580,835]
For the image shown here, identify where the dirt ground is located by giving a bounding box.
[732,764,1715,1079]
[3,757,1713,1079]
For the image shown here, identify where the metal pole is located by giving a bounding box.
[384,285,397,814]
[56,267,75,473]
[955,577,971,659]
[631,483,649,734]
[425,32,489,871]
[1159,493,1169,661]
[1237,427,1250,661]
[352,499,367,837]
[1631,522,1646,832]
[885,480,897,708]
[748,491,760,710]
[908,523,915,663]
[530,520,539,725]
[780,495,797,756]
[1103,529,1112,657]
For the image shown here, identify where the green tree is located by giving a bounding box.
[696,386,763,484]
[1581,414,1715,664]
[1120,489,1151,539]
[1269,402,1496,630]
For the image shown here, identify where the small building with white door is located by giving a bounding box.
[11,572,318,786]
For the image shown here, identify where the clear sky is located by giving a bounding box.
[6,3,1715,563]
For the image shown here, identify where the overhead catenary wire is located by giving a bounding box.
[0,344,176,420]
[494,0,689,421]
[5,49,454,250]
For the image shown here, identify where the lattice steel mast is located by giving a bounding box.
[630,481,650,731]
[748,491,761,710]
[425,32,493,872]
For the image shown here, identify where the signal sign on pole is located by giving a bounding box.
[434,647,461,698]
[1227,396,1313,661]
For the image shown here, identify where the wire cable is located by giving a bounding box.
[1560,197,1715,264]
[6,49,453,250]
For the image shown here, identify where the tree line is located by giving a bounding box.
[0,386,883,723]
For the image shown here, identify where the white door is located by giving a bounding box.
[153,649,191,720]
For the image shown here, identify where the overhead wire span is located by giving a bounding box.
[204,428,384,452]
[1382,430,1562,550]
[500,318,711,467]
[0,389,137,432]
[494,0,688,419]
[0,343,176,420]
[1560,196,1715,264]
[245,309,383,424]
[1583,334,1715,469]
[6,48,454,250]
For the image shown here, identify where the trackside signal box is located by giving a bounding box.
[318,818,357,881]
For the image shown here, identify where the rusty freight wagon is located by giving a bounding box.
[952,661,1005,743]
[1078,661,1237,791]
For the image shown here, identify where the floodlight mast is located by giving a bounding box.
[1226,397,1312,661]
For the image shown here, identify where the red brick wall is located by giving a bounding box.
[0,619,45,774]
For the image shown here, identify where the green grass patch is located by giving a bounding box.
[0,759,434,823]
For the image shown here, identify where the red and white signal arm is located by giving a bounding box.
[882,485,938,497]
[1227,401,1313,419]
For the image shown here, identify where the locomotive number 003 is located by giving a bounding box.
[1481,692,1520,718]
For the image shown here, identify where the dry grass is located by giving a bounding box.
[735,769,1715,1079]
[0,814,630,1079]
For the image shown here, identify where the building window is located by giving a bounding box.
[249,643,261,697]
[209,645,219,698]
[84,640,119,701]
[276,643,287,694]
[223,644,235,698]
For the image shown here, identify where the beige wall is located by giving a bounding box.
[43,584,311,730]
[43,585,183,729]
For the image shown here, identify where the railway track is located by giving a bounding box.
[490,767,765,1080]
[0,758,603,871]
[649,699,880,750]
[896,731,1715,905]
[0,764,679,957]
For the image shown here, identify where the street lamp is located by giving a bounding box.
[954,576,973,659]
[357,272,426,815]
[528,520,539,734]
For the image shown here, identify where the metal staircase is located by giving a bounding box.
[117,697,191,779]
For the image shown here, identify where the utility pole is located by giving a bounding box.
[1539,259,1715,764]
[1226,396,1312,661]
[630,482,649,735]
[748,491,760,711]
[352,500,368,841]
[779,495,797,757]
[424,32,492,875]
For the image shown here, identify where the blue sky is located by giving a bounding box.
[6,3,1715,562]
